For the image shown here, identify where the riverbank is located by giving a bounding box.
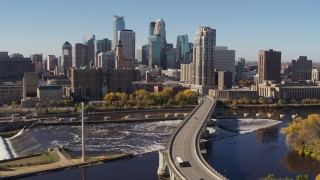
[0,148,132,179]
[225,103,320,109]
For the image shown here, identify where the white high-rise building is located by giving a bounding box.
[214,46,236,83]
[118,29,135,61]
[192,26,216,89]
[112,15,125,50]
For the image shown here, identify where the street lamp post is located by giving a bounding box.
[81,102,85,162]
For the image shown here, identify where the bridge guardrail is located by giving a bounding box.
[166,97,204,180]
[195,96,228,180]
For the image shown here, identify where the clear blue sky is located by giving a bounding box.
[0,0,319,62]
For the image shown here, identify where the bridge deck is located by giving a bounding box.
[170,96,221,180]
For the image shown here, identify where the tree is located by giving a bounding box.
[277,99,287,106]
[259,97,267,104]
[281,114,320,160]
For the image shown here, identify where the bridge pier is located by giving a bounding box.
[157,149,169,176]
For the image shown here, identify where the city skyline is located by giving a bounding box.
[0,0,319,62]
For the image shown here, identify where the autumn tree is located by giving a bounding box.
[281,114,320,160]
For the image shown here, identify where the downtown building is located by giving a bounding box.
[94,39,111,67]
[72,43,88,68]
[258,49,281,84]
[112,15,125,50]
[291,56,312,82]
[61,41,72,72]
[67,68,103,101]
[137,45,148,65]
[191,26,216,94]
[214,46,236,83]
[148,19,167,69]
[0,56,34,81]
[118,29,135,62]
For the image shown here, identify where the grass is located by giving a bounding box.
[0,151,60,168]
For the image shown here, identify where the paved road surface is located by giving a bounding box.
[171,96,220,180]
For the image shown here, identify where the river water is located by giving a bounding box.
[8,107,320,180]
[206,107,320,180]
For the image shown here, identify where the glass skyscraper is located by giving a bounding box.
[112,15,125,50]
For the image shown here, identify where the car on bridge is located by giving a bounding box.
[176,157,184,167]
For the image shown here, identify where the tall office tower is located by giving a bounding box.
[112,15,125,50]
[115,41,133,69]
[239,58,246,71]
[166,49,176,69]
[154,19,166,43]
[72,43,88,69]
[62,41,72,70]
[149,22,155,36]
[148,35,162,67]
[94,39,110,67]
[176,34,190,68]
[214,46,236,83]
[47,55,58,71]
[30,54,43,63]
[118,29,135,61]
[147,18,167,69]
[192,26,216,87]
[83,35,95,67]
[258,49,281,84]
[235,61,243,83]
[291,56,312,82]
[137,45,148,65]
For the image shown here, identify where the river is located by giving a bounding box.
[205,107,320,180]
[10,107,320,180]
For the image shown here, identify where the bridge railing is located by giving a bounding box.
[195,97,228,180]
[165,97,204,180]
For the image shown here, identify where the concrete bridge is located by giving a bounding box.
[158,96,227,180]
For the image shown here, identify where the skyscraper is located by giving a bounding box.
[148,35,162,67]
[192,27,216,88]
[84,35,95,67]
[258,49,281,84]
[94,39,111,67]
[47,55,58,71]
[148,18,167,68]
[137,45,148,65]
[62,41,72,70]
[149,22,155,36]
[112,15,125,50]
[292,56,312,82]
[72,43,88,68]
[115,41,133,69]
[214,46,236,83]
[154,19,166,43]
[176,34,190,68]
[118,29,135,61]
